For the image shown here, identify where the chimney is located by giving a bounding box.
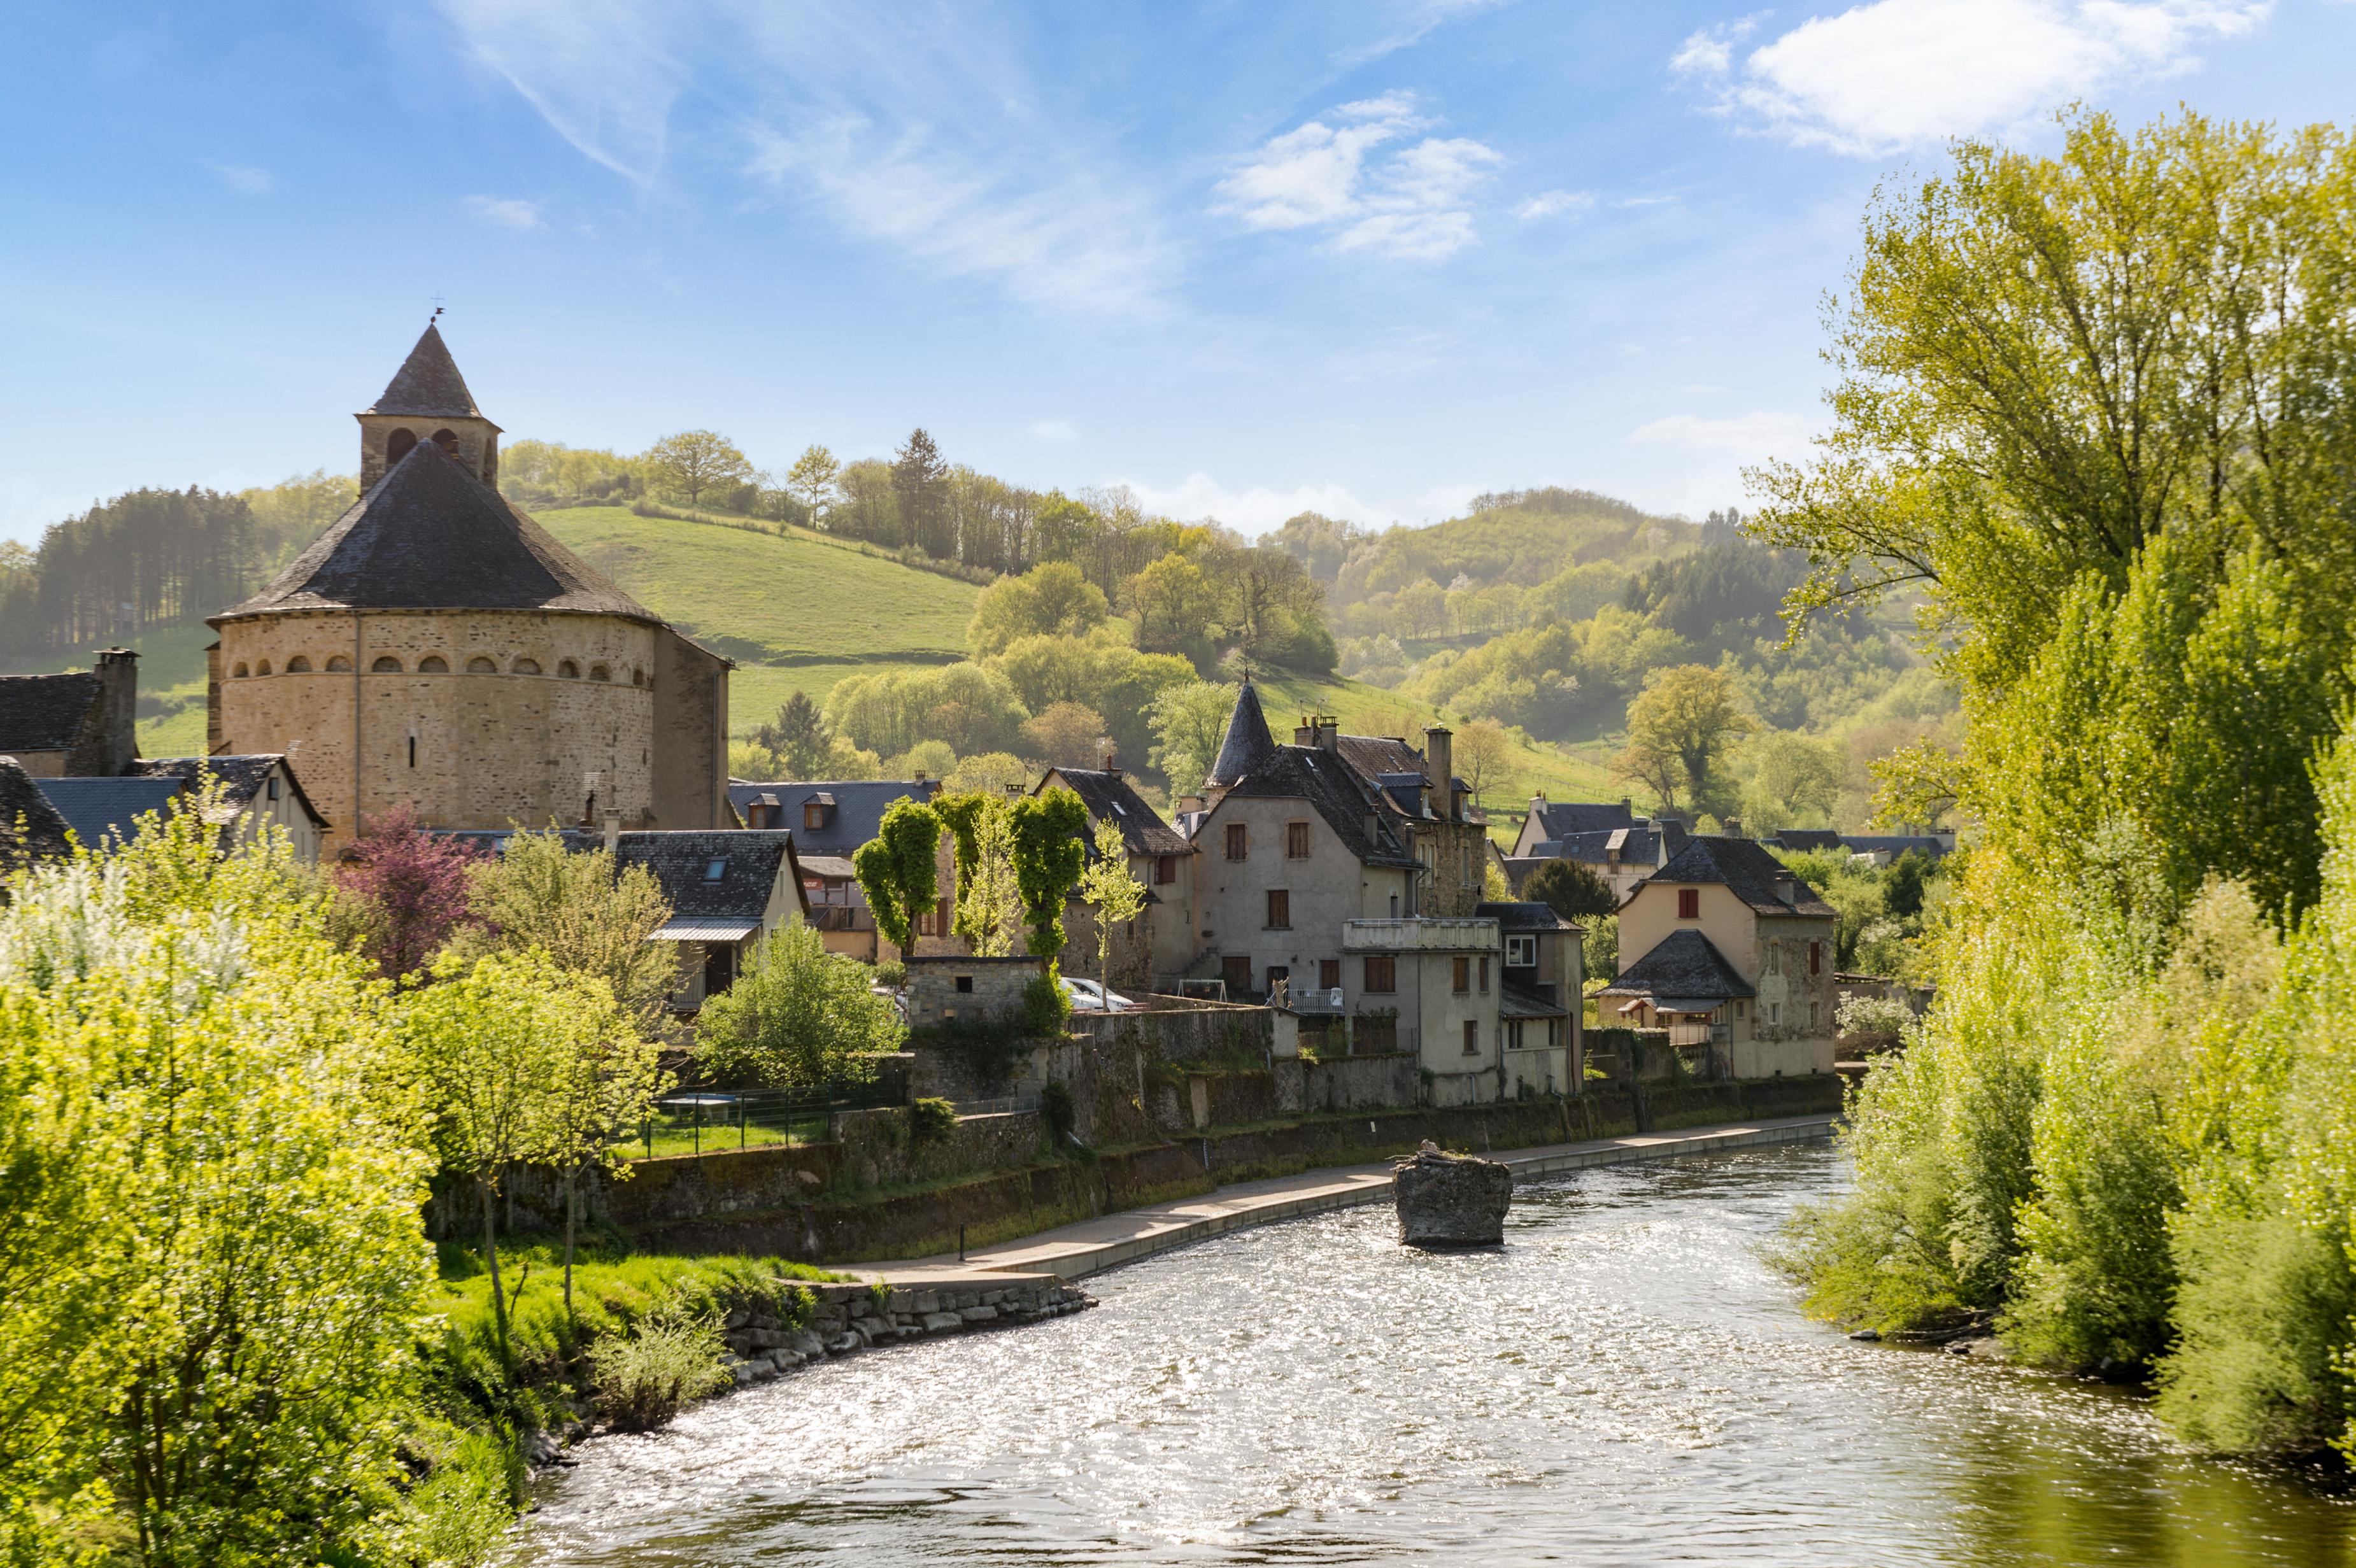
[602,810,623,854]
[94,648,138,773]
[1933,826,1957,854]
[1177,793,1205,815]
[1424,726,1454,822]
[1723,817,1745,840]
[1773,869,1797,907]
[912,768,926,784]
[1103,749,1120,775]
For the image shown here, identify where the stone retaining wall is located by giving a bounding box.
[830,1106,1044,1188]
[1277,1052,1421,1113]
[717,1277,1095,1388]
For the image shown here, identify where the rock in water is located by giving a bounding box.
[1394,1141,1512,1247]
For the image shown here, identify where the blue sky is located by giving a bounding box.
[4,0,2352,546]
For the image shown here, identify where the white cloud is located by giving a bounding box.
[1628,411,1814,462]
[1672,0,2271,155]
[208,163,272,195]
[1028,420,1077,442]
[1218,92,1503,260]
[1116,472,1391,535]
[432,0,683,186]
[465,195,545,230]
[1515,188,1594,220]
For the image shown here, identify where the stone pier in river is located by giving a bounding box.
[1393,1142,1512,1247]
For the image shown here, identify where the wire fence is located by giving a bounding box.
[617,1067,909,1159]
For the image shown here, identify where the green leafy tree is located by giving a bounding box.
[1452,718,1516,807]
[1126,553,1221,665]
[642,429,753,508]
[538,1000,669,1317]
[1147,680,1238,798]
[696,924,905,1088]
[966,561,1110,658]
[852,797,942,952]
[1742,730,1845,830]
[784,443,841,526]
[1018,700,1109,769]
[448,830,681,1029]
[755,690,832,777]
[893,427,949,555]
[1614,665,1754,817]
[1523,857,1617,921]
[1077,816,1147,986]
[1010,788,1089,960]
[935,791,1025,957]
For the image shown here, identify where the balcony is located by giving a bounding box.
[1342,917,1500,954]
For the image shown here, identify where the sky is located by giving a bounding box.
[4,0,2352,547]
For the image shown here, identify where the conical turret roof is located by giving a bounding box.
[213,438,654,621]
[1207,679,1276,788]
[364,321,485,421]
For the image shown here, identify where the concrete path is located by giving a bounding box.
[865,1112,1838,1285]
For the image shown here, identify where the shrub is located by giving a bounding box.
[587,1310,734,1432]
[1042,1080,1077,1147]
[909,1096,958,1144]
[1023,969,1072,1035]
[874,959,908,989]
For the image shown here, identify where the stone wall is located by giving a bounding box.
[830,1106,1044,1189]
[905,955,1042,1027]
[1071,999,1275,1065]
[649,626,730,830]
[716,1277,1096,1390]
[1275,1051,1422,1114]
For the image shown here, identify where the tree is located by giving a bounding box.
[893,427,949,555]
[1743,730,1845,830]
[1147,681,1239,798]
[1018,700,1109,769]
[448,830,681,1030]
[334,803,484,977]
[642,429,753,508]
[1009,788,1089,960]
[966,561,1110,658]
[935,791,1025,956]
[1126,554,1220,665]
[1524,858,1618,922]
[1615,665,1754,817]
[696,924,905,1088]
[1453,718,1516,807]
[755,689,832,778]
[1078,816,1147,987]
[851,797,942,953]
[1396,579,1448,639]
[529,977,667,1316]
[784,443,841,525]
[944,751,1031,799]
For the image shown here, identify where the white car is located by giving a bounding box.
[1060,976,1139,1013]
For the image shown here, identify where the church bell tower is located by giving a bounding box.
[355,318,502,490]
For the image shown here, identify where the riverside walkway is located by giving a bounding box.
[865,1112,1838,1287]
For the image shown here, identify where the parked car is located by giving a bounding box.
[1060,976,1140,1013]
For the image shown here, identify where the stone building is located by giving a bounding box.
[0,649,139,779]
[1037,761,1196,992]
[206,323,730,855]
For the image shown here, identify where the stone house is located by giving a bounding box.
[600,828,810,1013]
[0,649,139,779]
[1340,914,1506,1106]
[0,756,75,874]
[1601,835,1838,1078]
[1482,900,1581,1096]
[125,755,329,861]
[206,323,732,856]
[726,777,958,963]
[1037,761,1196,993]
[1507,792,1690,903]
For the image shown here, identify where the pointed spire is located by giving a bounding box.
[1207,678,1276,788]
[365,321,481,419]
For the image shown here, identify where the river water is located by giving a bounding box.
[514,1145,2353,1566]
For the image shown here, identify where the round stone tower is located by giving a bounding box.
[208,323,730,853]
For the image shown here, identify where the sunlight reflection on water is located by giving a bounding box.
[514,1146,2355,1567]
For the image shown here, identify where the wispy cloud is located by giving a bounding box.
[464,195,544,230]
[1218,92,1503,260]
[208,163,272,195]
[1628,410,1813,462]
[1118,472,1389,534]
[1671,0,2272,155]
[431,0,684,186]
[1028,420,1077,443]
[1514,188,1593,220]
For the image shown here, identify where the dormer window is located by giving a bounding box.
[805,803,825,830]
[704,858,727,882]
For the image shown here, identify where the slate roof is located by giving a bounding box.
[1528,798,1638,840]
[1843,835,1949,861]
[0,756,74,872]
[725,779,935,856]
[1770,828,1844,854]
[1045,767,1192,857]
[364,322,485,420]
[1475,900,1573,933]
[127,754,327,827]
[1333,733,1423,783]
[1500,978,1568,1019]
[1207,680,1277,788]
[1599,928,1756,1002]
[215,439,656,621]
[1639,835,1837,917]
[604,830,801,922]
[1539,824,1685,866]
[0,670,101,754]
[34,776,187,847]
[1220,744,1421,869]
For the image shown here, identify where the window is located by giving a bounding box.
[513,658,541,675]
[1452,956,1470,993]
[1225,823,1249,861]
[805,803,825,830]
[371,656,402,673]
[1810,1001,1820,1031]
[1810,941,1823,975]
[1319,959,1340,991]
[285,656,311,673]
[703,943,735,996]
[1767,944,1781,975]
[1506,1020,1524,1050]
[266,775,280,802]
[431,428,459,455]
[407,737,416,768]
[255,660,273,676]
[1265,964,1289,999]
[1462,1020,1479,1056]
[1363,956,1396,993]
[231,663,248,678]
[1265,889,1290,929]
[558,660,579,678]
[1222,954,1254,994]
[1506,934,1536,966]
[386,427,416,465]
[1771,1003,1781,1025]
[1389,893,1400,917]
[915,897,951,938]
[704,858,728,882]
[418,655,448,673]
[589,664,611,682]
[955,975,974,993]
[1678,887,1701,919]
[1156,854,1177,884]
[1286,821,1310,859]
[323,656,347,673]
[467,656,497,674]
[632,668,646,687]
[1479,956,1490,993]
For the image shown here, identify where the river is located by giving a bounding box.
[513,1144,2352,1565]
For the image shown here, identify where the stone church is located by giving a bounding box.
[207,323,730,854]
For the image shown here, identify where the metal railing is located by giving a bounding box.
[620,1068,909,1159]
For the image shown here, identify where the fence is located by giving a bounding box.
[618,1067,909,1159]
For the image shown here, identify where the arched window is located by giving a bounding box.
[431,428,459,455]
[255,660,273,676]
[588,664,611,682]
[513,657,541,675]
[632,667,646,687]
[386,428,417,465]
[557,660,580,679]
[285,656,311,673]
[231,662,250,678]
[467,656,498,674]
[418,655,448,673]
[371,656,402,674]
[324,655,351,672]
